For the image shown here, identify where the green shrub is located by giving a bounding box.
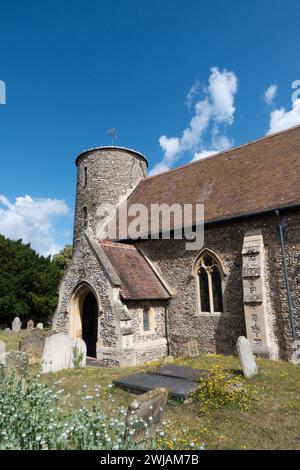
[72,345,84,368]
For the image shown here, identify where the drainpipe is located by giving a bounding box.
[275,210,297,353]
[164,300,171,356]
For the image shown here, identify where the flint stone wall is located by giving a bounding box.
[54,235,117,351]
[137,209,300,361]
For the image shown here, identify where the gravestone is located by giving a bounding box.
[27,319,34,330]
[31,327,44,338]
[19,332,45,365]
[12,317,22,333]
[41,333,74,373]
[237,336,258,378]
[186,339,199,358]
[125,387,168,442]
[71,338,87,368]
[0,340,5,363]
[0,350,28,380]
[47,330,58,337]
[4,328,11,334]
[37,323,43,330]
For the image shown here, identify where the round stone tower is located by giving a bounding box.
[73,146,148,245]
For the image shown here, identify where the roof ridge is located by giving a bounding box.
[145,124,300,181]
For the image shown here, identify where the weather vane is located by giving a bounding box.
[108,128,117,145]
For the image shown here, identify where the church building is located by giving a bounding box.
[54,125,300,365]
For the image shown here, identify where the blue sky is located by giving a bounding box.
[1,0,300,255]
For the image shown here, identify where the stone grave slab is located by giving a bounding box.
[113,373,197,399]
[156,365,209,382]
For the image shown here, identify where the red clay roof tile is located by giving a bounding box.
[99,240,170,300]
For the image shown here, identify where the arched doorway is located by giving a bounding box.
[69,283,100,359]
[82,292,98,357]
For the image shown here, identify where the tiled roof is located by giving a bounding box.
[99,240,170,300]
[124,125,300,234]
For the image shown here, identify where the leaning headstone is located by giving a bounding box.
[37,322,43,330]
[19,332,45,365]
[12,317,22,333]
[71,338,87,368]
[237,336,258,378]
[41,333,74,373]
[125,387,168,443]
[0,350,28,380]
[27,319,34,330]
[186,339,199,358]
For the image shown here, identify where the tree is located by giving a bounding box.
[0,235,62,325]
[52,245,73,274]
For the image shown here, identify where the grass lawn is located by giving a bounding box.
[1,331,300,450]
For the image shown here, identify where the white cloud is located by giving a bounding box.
[151,67,238,174]
[267,99,300,135]
[208,67,237,123]
[0,195,69,256]
[158,135,181,162]
[192,127,232,162]
[185,80,201,109]
[264,83,278,105]
[192,149,217,161]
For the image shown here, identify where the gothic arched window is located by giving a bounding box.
[194,252,224,314]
